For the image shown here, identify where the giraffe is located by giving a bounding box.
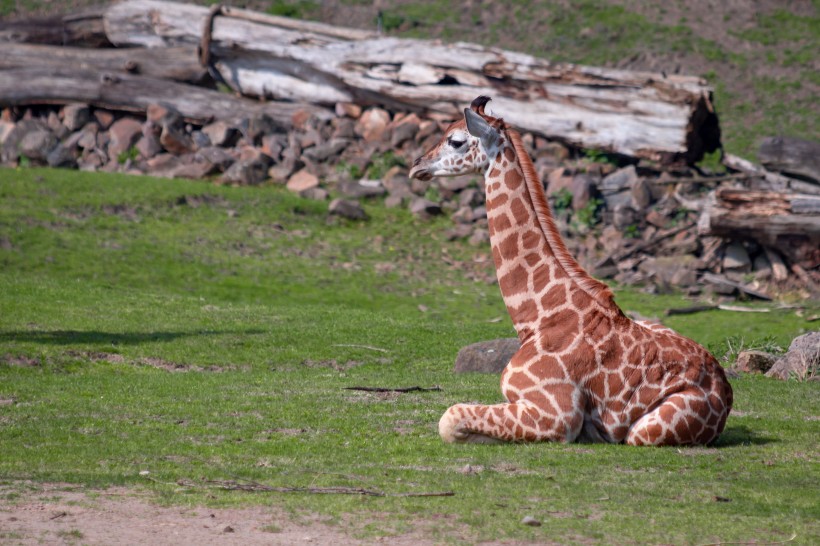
[408,96,733,446]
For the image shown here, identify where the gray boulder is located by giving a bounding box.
[454,338,520,373]
[766,331,819,380]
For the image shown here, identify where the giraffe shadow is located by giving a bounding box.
[711,425,776,447]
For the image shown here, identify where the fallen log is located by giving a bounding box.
[0,43,208,83]
[102,0,720,163]
[0,7,110,47]
[758,136,820,183]
[700,187,820,268]
[0,68,330,126]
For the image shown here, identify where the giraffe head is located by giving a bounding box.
[409,96,504,181]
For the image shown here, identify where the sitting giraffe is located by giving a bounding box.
[409,96,732,446]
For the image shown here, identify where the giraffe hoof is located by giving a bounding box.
[439,409,503,444]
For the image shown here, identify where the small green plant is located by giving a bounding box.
[573,197,603,228]
[17,155,31,168]
[378,11,406,32]
[267,0,318,19]
[366,151,406,180]
[551,188,573,212]
[583,149,618,166]
[117,146,139,165]
[424,184,441,203]
[624,223,640,238]
[335,160,363,181]
[696,149,727,175]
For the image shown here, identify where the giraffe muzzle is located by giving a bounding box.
[409,157,433,181]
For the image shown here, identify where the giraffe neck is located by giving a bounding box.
[483,128,619,341]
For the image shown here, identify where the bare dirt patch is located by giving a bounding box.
[0,483,441,546]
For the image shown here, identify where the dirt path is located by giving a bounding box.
[0,483,429,546]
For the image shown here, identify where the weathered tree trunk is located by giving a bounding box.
[0,7,110,47]
[102,0,720,163]
[701,187,820,268]
[0,68,329,126]
[0,43,208,83]
[758,136,820,183]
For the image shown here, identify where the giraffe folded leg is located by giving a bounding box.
[439,401,580,444]
[625,391,726,446]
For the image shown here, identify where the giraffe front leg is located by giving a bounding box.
[439,401,579,444]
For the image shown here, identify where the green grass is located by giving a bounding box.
[1,168,818,544]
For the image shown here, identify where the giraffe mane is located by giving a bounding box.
[504,126,616,304]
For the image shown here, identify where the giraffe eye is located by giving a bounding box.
[448,137,466,149]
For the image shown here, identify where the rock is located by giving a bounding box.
[546,167,574,196]
[521,516,542,527]
[454,338,520,373]
[571,174,596,211]
[723,241,751,272]
[160,123,194,155]
[439,176,473,192]
[171,157,218,179]
[639,255,698,288]
[631,177,653,209]
[286,168,320,194]
[146,103,179,124]
[0,120,15,147]
[108,117,142,158]
[611,203,637,229]
[390,113,420,148]
[354,107,391,143]
[46,143,77,168]
[602,165,639,192]
[445,224,473,240]
[335,102,362,119]
[61,103,91,132]
[245,113,284,142]
[766,332,820,381]
[301,187,329,201]
[303,138,348,162]
[331,117,356,140]
[222,157,270,185]
[452,206,474,224]
[409,197,441,218]
[260,134,286,160]
[384,195,406,208]
[752,253,772,280]
[93,109,115,129]
[468,228,490,246]
[1,119,49,162]
[338,179,386,199]
[19,128,57,162]
[196,147,235,172]
[329,198,368,220]
[135,121,160,154]
[603,189,633,210]
[202,121,239,148]
[733,350,778,374]
[191,130,211,150]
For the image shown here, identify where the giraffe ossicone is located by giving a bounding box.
[409,96,733,446]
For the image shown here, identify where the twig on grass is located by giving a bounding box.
[699,532,797,546]
[331,344,389,353]
[344,386,443,393]
[181,479,454,498]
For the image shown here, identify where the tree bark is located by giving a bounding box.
[0,7,110,47]
[0,43,208,84]
[0,68,329,126]
[758,136,820,183]
[102,0,720,163]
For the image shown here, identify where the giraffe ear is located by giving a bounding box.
[464,108,499,150]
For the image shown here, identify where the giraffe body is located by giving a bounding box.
[409,97,732,446]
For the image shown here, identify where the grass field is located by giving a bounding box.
[1,167,818,544]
